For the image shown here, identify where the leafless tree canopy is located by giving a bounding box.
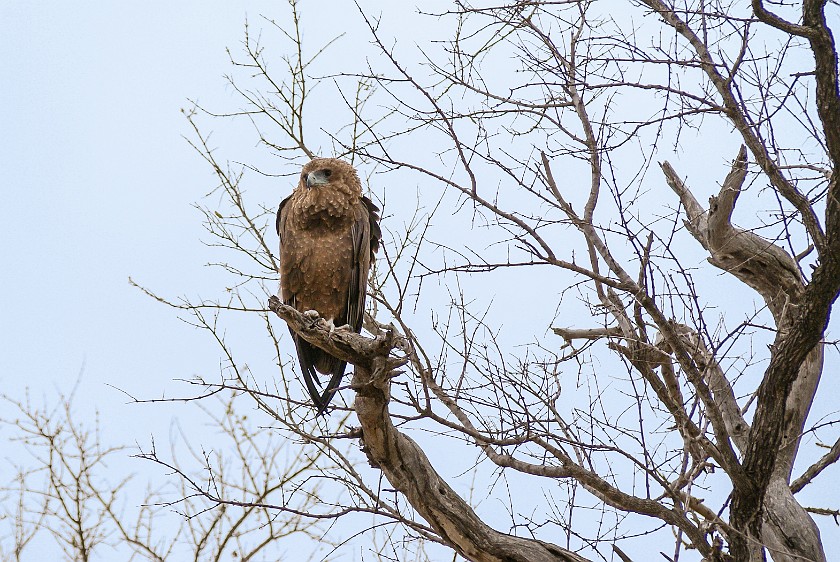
[6,1,838,561]
[160,0,840,560]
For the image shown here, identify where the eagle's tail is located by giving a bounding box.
[292,333,348,414]
[318,369,347,415]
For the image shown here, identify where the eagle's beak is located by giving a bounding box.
[305,169,331,189]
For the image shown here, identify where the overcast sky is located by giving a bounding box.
[0,2,448,558]
[0,0,450,439]
[0,5,300,555]
[0,0,320,437]
[2,1,838,559]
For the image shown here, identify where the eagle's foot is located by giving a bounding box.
[303,309,321,328]
[326,321,354,336]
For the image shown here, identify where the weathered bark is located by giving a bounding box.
[268,296,406,372]
[647,0,840,554]
[268,296,590,562]
[354,360,590,562]
[662,149,827,562]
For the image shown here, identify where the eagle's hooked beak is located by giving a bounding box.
[305,169,332,189]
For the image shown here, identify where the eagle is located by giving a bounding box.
[276,158,381,413]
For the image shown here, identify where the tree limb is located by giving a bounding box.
[268,296,590,562]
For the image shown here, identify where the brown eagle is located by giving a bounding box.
[276,158,381,413]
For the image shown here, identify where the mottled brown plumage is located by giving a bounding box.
[276,158,381,413]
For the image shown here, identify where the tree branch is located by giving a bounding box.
[268,296,590,561]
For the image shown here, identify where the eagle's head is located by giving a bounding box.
[299,158,361,198]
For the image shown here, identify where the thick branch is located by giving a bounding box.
[353,359,589,562]
[751,0,818,38]
[662,147,803,321]
[659,324,750,451]
[552,326,623,342]
[267,296,407,373]
[661,151,828,561]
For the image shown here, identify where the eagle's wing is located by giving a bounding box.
[318,196,380,411]
[275,195,289,238]
[344,198,376,330]
[277,196,331,411]
[364,195,382,260]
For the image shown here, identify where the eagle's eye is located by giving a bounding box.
[323,169,332,178]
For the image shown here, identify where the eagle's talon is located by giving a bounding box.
[302,309,321,328]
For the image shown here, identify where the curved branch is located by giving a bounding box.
[354,359,589,562]
[791,435,840,493]
[661,150,828,562]
[269,296,589,561]
[642,0,826,251]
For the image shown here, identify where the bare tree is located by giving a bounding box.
[132,0,840,560]
[0,383,334,561]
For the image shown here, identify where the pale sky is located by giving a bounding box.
[0,2,456,559]
[1,1,838,560]
[0,1,278,418]
[0,4,298,556]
